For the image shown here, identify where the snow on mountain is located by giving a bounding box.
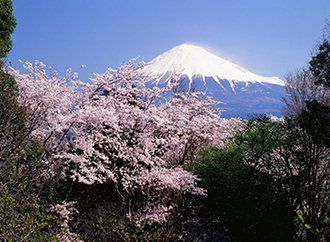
[142,43,285,93]
[142,43,286,118]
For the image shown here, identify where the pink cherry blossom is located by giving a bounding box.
[10,58,240,226]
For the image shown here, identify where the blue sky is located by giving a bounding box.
[8,1,330,81]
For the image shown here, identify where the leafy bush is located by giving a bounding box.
[192,144,293,241]
[192,113,330,241]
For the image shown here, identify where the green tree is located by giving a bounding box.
[0,0,16,60]
[0,67,62,241]
[193,114,330,241]
[309,40,330,88]
[191,116,294,241]
[280,21,330,240]
[307,24,330,149]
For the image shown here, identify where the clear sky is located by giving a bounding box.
[8,0,330,81]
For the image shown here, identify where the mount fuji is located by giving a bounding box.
[142,44,286,118]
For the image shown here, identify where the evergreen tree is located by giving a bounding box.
[310,40,330,88]
[307,23,330,149]
[0,0,16,60]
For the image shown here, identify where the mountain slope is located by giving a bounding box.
[142,44,285,118]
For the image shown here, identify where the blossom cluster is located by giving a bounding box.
[50,201,82,242]
[10,59,239,226]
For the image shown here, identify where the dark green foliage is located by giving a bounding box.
[193,115,330,241]
[246,113,270,122]
[0,71,41,183]
[192,114,330,241]
[0,71,26,161]
[192,145,293,241]
[245,115,330,241]
[0,70,63,240]
[63,182,181,241]
[0,186,60,241]
[299,100,330,147]
[0,0,16,59]
[307,35,330,163]
[0,70,46,187]
[310,40,330,88]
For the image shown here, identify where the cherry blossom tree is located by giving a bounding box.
[10,59,239,236]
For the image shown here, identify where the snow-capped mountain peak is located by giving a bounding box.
[143,43,284,92]
[142,43,286,118]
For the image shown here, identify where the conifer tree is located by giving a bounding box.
[0,0,16,60]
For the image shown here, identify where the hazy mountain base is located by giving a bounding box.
[147,76,285,119]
